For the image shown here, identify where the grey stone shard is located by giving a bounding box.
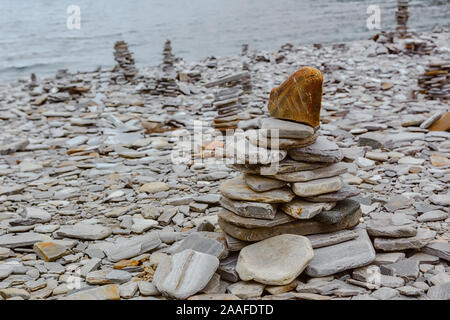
[105,232,161,262]
[220,196,277,220]
[288,136,344,163]
[168,233,228,259]
[314,199,361,225]
[153,249,219,299]
[272,162,347,182]
[0,233,43,248]
[56,224,112,240]
[422,242,450,261]
[306,229,376,277]
[373,228,436,251]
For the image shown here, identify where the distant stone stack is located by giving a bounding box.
[418,60,450,100]
[395,0,409,38]
[113,41,137,81]
[206,72,252,132]
[212,87,244,132]
[219,68,362,243]
[404,38,436,55]
[162,40,176,72]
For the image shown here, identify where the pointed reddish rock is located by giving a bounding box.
[268,67,323,127]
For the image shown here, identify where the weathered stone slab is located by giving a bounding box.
[60,285,120,300]
[218,207,361,242]
[314,199,360,225]
[168,233,227,259]
[87,269,132,285]
[367,215,417,238]
[261,118,314,139]
[227,281,265,299]
[305,229,376,277]
[380,259,420,281]
[33,242,69,262]
[373,228,437,251]
[56,224,112,240]
[229,159,326,175]
[281,199,334,219]
[268,67,323,127]
[218,209,295,229]
[243,174,287,192]
[220,196,277,220]
[105,232,161,262]
[422,242,450,261]
[247,130,318,149]
[0,233,43,248]
[272,163,347,182]
[306,230,359,249]
[427,283,450,300]
[304,183,360,202]
[220,176,294,203]
[153,249,219,299]
[236,235,313,285]
[217,253,239,283]
[292,176,342,197]
[288,136,343,163]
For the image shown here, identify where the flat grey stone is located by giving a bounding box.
[0,247,13,260]
[220,176,295,203]
[218,208,295,228]
[260,118,314,139]
[304,183,360,202]
[56,224,112,240]
[422,242,450,261]
[288,136,344,163]
[374,228,437,251]
[0,233,43,248]
[87,269,132,285]
[153,249,219,299]
[60,285,120,300]
[292,176,342,197]
[418,210,448,222]
[429,193,450,206]
[281,199,333,219]
[236,234,314,285]
[427,283,450,300]
[306,230,359,249]
[380,259,420,281]
[243,174,287,192]
[220,196,277,220]
[119,282,138,299]
[314,199,361,225]
[138,281,160,296]
[373,252,406,266]
[230,159,326,175]
[272,162,347,182]
[367,215,417,238]
[385,195,412,211]
[370,287,399,300]
[217,253,239,282]
[218,205,361,242]
[227,281,265,299]
[168,233,227,259]
[306,229,376,277]
[104,232,161,262]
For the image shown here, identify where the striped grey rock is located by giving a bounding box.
[373,228,437,251]
[104,232,161,262]
[243,174,287,192]
[427,283,450,300]
[306,230,359,249]
[236,234,313,285]
[86,269,132,285]
[292,176,342,197]
[218,253,239,282]
[220,196,277,220]
[288,136,344,163]
[0,233,43,248]
[153,249,219,299]
[168,233,228,259]
[281,199,334,220]
[380,259,420,281]
[56,224,112,240]
[220,176,294,203]
[422,242,450,261]
[314,199,361,225]
[304,183,360,202]
[272,162,347,182]
[306,229,376,277]
[367,215,417,238]
[260,118,314,139]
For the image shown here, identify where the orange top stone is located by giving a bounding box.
[268,67,323,127]
[429,112,450,132]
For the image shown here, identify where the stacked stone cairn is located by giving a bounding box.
[113,41,137,82]
[215,67,377,284]
[395,0,409,38]
[212,87,244,132]
[418,60,450,100]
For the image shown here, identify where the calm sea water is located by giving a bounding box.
[0,0,448,80]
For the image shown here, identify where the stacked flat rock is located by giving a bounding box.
[162,39,176,73]
[418,60,450,100]
[395,0,409,38]
[113,41,137,82]
[212,87,245,132]
[218,67,363,243]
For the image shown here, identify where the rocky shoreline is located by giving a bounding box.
[0,28,449,300]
